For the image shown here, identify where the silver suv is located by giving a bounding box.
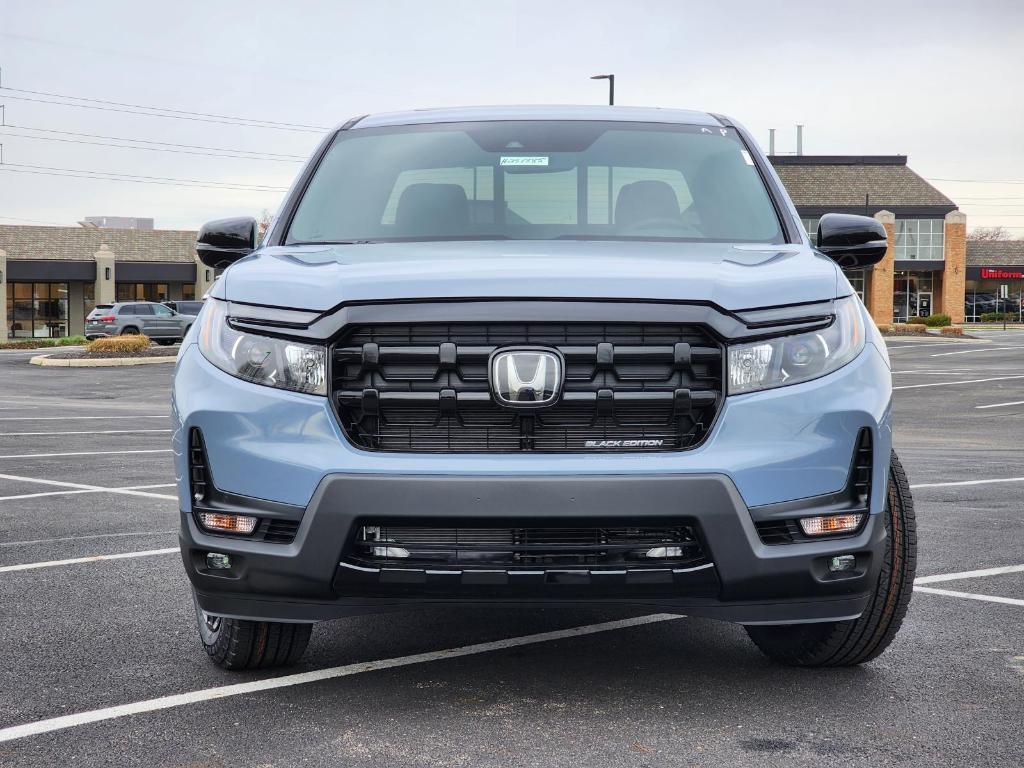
[85,301,197,344]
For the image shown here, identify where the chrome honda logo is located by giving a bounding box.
[490,348,563,408]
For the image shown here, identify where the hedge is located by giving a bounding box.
[940,326,964,336]
[920,313,951,328]
[979,312,1020,323]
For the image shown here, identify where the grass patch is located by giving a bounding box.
[0,335,88,350]
[85,335,152,355]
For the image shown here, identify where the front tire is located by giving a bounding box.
[745,450,917,667]
[193,593,312,670]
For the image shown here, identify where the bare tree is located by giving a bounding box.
[257,209,274,244]
[968,226,1017,241]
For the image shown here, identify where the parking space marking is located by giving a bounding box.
[0,483,176,502]
[0,613,681,743]
[0,530,175,547]
[0,449,173,460]
[915,564,1024,585]
[910,476,1024,490]
[0,415,168,421]
[976,400,1024,410]
[913,586,1024,608]
[0,473,177,501]
[893,375,1024,391]
[929,347,1018,357]
[0,547,179,574]
[0,429,172,437]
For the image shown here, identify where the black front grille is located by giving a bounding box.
[330,322,723,452]
[348,523,708,569]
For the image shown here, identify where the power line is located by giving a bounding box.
[0,163,288,193]
[0,86,330,131]
[1,123,307,159]
[0,214,68,226]
[0,128,305,163]
[0,94,326,133]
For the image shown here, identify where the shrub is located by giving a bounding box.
[85,335,152,355]
[875,324,894,334]
[979,312,1019,323]
[57,335,87,346]
[940,326,964,336]
[921,313,951,328]
[891,323,928,335]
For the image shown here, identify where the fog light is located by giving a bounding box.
[206,552,231,570]
[799,513,864,537]
[371,546,410,558]
[198,512,257,534]
[829,554,857,572]
[645,546,684,559]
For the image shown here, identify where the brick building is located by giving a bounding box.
[0,225,214,341]
[771,155,967,324]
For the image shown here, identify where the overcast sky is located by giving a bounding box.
[2,0,1023,233]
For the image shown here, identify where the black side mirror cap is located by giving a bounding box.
[196,217,257,269]
[816,213,889,269]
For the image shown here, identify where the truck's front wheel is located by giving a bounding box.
[193,593,312,670]
[745,450,917,667]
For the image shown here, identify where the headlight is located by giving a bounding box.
[198,299,326,395]
[728,295,865,395]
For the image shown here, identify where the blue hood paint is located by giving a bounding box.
[218,241,841,312]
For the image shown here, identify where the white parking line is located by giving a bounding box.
[0,483,176,502]
[0,473,177,501]
[929,347,1018,357]
[0,429,172,437]
[976,400,1024,410]
[0,449,173,460]
[913,586,1024,608]
[0,547,179,574]
[893,375,1024,391]
[0,415,168,421]
[0,613,682,743]
[0,530,175,547]
[910,476,1024,490]
[915,564,1024,585]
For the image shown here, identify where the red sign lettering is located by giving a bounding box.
[980,268,1024,280]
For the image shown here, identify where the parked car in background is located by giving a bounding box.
[85,301,197,344]
[164,300,205,316]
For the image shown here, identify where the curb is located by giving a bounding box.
[29,354,177,368]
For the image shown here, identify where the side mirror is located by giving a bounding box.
[196,217,257,269]
[816,213,889,269]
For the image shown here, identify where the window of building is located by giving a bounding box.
[800,217,820,246]
[964,278,1023,323]
[893,271,935,322]
[895,219,944,261]
[5,282,69,338]
[845,269,867,301]
[182,283,196,300]
[116,283,169,302]
[83,283,96,319]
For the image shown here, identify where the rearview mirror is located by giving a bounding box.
[196,217,257,269]
[816,213,889,269]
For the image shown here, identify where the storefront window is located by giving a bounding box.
[6,282,69,338]
[800,217,820,246]
[895,219,944,260]
[893,271,935,322]
[182,283,196,300]
[83,283,96,319]
[845,269,867,301]
[116,283,169,302]
[964,277,1023,323]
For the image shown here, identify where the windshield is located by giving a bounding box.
[285,121,783,245]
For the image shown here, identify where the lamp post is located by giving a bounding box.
[590,74,615,106]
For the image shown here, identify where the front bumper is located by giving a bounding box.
[174,340,892,625]
[183,472,885,625]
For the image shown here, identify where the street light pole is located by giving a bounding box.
[590,74,615,105]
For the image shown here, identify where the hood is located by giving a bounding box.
[217,241,841,313]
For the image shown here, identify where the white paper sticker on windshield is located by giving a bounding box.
[500,156,549,166]
[740,150,754,166]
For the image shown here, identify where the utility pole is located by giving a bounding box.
[590,74,615,105]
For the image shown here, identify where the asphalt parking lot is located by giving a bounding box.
[0,333,1022,767]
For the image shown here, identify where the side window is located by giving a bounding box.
[133,304,154,316]
[118,305,135,316]
[152,305,173,317]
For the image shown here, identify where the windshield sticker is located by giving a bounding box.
[740,150,754,165]
[500,156,549,166]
